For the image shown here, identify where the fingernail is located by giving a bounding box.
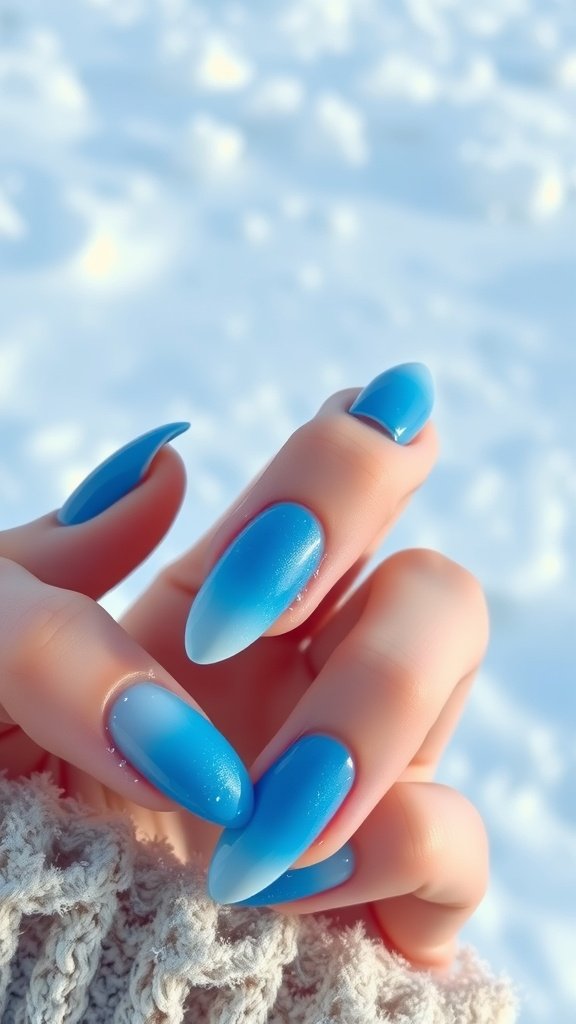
[207,734,355,904]
[107,682,253,827]
[348,363,434,444]
[57,422,190,525]
[234,842,355,907]
[185,502,324,665]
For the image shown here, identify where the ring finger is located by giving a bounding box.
[207,548,489,903]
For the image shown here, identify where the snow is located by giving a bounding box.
[1,2,575,1017]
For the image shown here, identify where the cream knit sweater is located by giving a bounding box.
[0,773,517,1023]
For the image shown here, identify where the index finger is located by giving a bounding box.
[0,557,253,827]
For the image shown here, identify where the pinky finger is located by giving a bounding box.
[236,781,488,971]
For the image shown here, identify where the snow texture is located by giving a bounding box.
[0,2,575,1020]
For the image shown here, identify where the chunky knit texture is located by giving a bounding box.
[0,772,518,1023]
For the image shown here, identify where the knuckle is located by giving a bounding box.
[407,787,490,908]
[434,556,490,655]
[355,641,428,716]
[389,548,489,647]
[414,548,486,605]
[407,818,444,878]
[391,785,442,877]
[301,415,395,496]
[444,558,487,615]
[6,589,92,677]
[385,657,429,715]
[456,792,490,876]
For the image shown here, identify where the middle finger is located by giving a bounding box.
[125,364,437,671]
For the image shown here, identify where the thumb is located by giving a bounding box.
[0,423,189,599]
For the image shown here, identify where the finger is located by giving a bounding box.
[0,423,188,598]
[129,364,438,666]
[305,566,484,779]
[0,558,253,827]
[206,550,488,904]
[237,782,489,972]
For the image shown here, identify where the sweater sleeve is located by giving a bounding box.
[0,772,518,1024]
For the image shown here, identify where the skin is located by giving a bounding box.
[0,388,489,972]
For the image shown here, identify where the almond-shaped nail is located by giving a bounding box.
[57,422,190,525]
[234,842,355,907]
[207,734,355,904]
[349,363,434,444]
[185,502,324,665]
[107,681,253,827]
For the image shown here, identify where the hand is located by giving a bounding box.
[0,365,489,971]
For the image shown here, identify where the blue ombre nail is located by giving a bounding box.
[57,422,190,525]
[207,734,355,904]
[235,843,355,907]
[185,502,324,665]
[107,682,253,827]
[348,363,434,444]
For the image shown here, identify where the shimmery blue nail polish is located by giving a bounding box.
[348,363,434,444]
[185,502,324,665]
[107,682,253,827]
[235,843,355,907]
[57,422,190,525]
[207,734,355,904]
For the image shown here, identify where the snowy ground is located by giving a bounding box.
[1,2,575,1018]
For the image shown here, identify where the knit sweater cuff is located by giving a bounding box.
[0,772,518,1023]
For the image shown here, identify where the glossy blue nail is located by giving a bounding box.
[348,363,434,444]
[57,422,190,525]
[235,843,355,907]
[185,502,324,665]
[107,682,253,827]
[207,734,355,904]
